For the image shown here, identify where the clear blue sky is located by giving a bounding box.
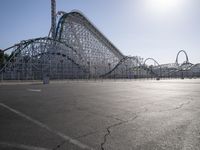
[0,0,200,64]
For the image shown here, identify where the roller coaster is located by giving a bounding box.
[0,3,200,80]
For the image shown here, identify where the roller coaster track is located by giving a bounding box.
[1,9,199,79]
[100,56,158,78]
[56,11,124,59]
[100,54,200,78]
[99,56,130,77]
[3,37,84,62]
[0,37,89,74]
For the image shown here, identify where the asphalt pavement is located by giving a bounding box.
[0,79,200,150]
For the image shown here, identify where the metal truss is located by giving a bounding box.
[0,37,89,80]
[141,50,200,79]
[56,11,126,78]
[1,11,200,80]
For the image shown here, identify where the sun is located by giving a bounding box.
[146,0,180,14]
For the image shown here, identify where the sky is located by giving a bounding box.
[0,0,200,64]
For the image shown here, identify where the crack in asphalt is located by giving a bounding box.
[174,101,191,110]
[55,97,193,150]
[75,131,99,139]
[106,115,124,122]
[159,101,191,112]
[100,115,138,150]
[99,100,194,150]
[100,107,150,150]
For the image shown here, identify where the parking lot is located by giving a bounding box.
[0,79,200,150]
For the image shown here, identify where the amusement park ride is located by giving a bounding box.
[0,0,200,80]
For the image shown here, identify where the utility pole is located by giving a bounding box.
[51,0,56,39]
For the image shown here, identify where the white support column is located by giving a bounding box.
[51,0,56,39]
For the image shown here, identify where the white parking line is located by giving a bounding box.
[27,89,42,92]
[0,103,93,150]
[0,142,50,150]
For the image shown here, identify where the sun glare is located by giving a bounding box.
[146,0,181,14]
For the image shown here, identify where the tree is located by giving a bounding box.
[0,50,4,68]
[0,50,10,69]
